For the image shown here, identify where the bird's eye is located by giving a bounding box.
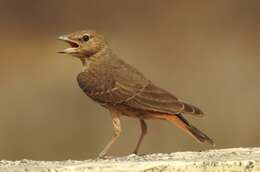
[82,35,90,42]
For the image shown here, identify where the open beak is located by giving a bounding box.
[58,35,80,54]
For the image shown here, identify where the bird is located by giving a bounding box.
[58,30,214,158]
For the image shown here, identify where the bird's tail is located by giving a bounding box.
[163,114,214,145]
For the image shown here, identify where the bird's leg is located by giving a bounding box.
[98,110,122,158]
[133,119,147,154]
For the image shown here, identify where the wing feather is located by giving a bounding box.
[123,83,204,117]
[77,72,204,117]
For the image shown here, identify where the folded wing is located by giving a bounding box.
[122,83,205,117]
[77,71,204,117]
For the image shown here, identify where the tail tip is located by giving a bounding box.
[205,138,215,147]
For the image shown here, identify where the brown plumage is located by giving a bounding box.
[58,30,214,158]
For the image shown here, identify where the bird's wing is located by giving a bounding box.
[77,71,204,117]
[123,83,205,117]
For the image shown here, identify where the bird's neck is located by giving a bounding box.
[80,58,89,71]
[80,45,111,72]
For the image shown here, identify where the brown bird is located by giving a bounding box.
[58,30,214,158]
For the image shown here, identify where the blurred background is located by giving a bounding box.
[0,0,259,160]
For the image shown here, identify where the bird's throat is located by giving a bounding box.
[79,46,111,72]
[80,58,90,71]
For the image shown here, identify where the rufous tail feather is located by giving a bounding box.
[164,114,215,146]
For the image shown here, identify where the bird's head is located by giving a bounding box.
[58,30,108,58]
